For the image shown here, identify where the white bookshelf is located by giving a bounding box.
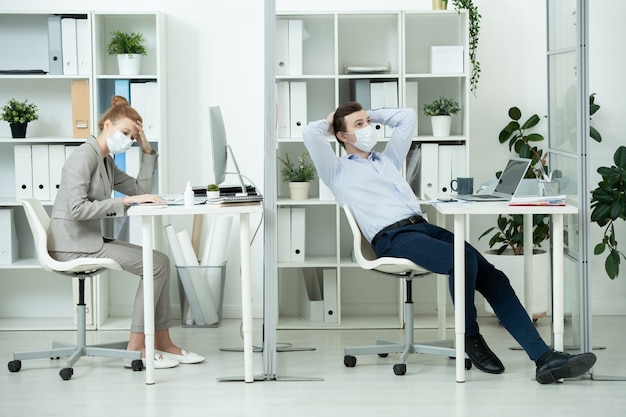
[0,11,166,331]
[273,10,469,329]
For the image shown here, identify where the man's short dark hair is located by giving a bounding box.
[333,101,363,148]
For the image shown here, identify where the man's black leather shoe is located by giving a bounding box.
[535,350,596,384]
[465,334,505,374]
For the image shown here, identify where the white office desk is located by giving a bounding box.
[128,202,263,384]
[432,201,578,383]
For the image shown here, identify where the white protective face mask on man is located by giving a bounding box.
[106,130,134,155]
[350,125,377,152]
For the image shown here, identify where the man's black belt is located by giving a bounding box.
[371,215,427,247]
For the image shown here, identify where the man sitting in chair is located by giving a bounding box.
[302,102,596,384]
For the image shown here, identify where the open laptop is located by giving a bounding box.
[457,157,532,201]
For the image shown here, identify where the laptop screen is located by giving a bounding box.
[494,158,532,195]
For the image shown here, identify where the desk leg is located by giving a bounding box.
[436,210,447,340]
[142,215,155,385]
[552,214,564,352]
[523,214,534,318]
[454,214,466,383]
[239,213,254,383]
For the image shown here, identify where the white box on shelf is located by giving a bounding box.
[290,207,305,262]
[289,81,307,138]
[277,208,292,262]
[0,209,18,264]
[31,145,50,201]
[322,268,338,323]
[431,46,464,74]
[14,145,33,201]
[276,81,291,138]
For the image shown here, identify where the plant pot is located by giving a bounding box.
[10,122,27,138]
[206,190,220,199]
[432,0,448,10]
[483,249,550,319]
[430,115,452,137]
[288,182,310,200]
[117,54,142,75]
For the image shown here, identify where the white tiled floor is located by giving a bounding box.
[1,316,625,416]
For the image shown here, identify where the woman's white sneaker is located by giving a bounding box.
[125,352,179,369]
[157,349,206,364]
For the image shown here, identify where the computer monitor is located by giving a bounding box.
[208,106,248,196]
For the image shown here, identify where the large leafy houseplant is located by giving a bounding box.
[590,146,626,279]
[482,96,604,257]
[479,107,550,255]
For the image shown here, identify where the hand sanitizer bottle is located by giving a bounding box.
[184,181,194,207]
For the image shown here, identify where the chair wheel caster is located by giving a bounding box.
[7,360,21,372]
[393,363,406,375]
[344,355,357,367]
[377,353,389,358]
[465,358,472,370]
[131,359,143,371]
[59,368,73,380]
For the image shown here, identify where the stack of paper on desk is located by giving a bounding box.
[509,195,566,206]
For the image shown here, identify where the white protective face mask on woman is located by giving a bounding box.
[106,130,134,155]
[350,125,377,152]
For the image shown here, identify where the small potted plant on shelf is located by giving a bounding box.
[206,183,220,199]
[422,96,461,137]
[278,151,316,200]
[1,98,39,138]
[106,30,147,75]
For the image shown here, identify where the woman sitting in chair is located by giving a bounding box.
[47,96,204,369]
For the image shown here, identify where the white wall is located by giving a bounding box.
[5,0,625,317]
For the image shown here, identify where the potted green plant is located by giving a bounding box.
[278,151,316,200]
[590,145,626,280]
[206,183,220,199]
[479,106,551,319]
[423,96,461,137]
[1,98,39,138]
[107,30,147,75]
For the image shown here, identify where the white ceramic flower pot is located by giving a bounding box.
[288,182,310,200]
[117,54,142,75]
[483,248,550,319]
[430,115,452,137]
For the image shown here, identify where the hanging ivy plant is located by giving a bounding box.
[452,0,481,96]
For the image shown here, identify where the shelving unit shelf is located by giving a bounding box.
[0,11,166,331]
[273,10,469,330]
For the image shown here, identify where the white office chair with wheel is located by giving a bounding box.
[342,205,471,375]
[7,198,142,380]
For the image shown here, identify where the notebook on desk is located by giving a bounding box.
[208,194,264,205]
[457,157,532,202]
